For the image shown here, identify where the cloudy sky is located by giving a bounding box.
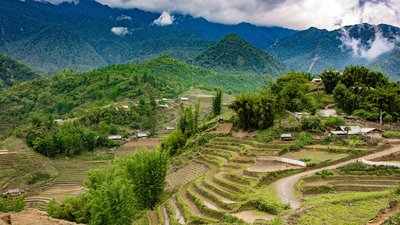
[52,0,400,30]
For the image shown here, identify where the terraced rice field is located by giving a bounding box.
[26,159,110,210]
[0,137,58,195]
[151,137,300,224]
[299,175,400,198]
[282,150,350,164]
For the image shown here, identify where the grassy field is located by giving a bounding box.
[282,150,349,164]
[293,191,395,225]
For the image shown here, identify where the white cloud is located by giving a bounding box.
[340,27,399,60]
[111,27,130,36]
[153,11,174,26]
[116,15,132,21]
[35,0,78,5]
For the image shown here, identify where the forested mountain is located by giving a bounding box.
[0,0,295,76]
[0,52,39,88]
[268,24,400,80]
[194,34,285,75]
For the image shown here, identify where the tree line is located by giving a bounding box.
[48,149,168,225]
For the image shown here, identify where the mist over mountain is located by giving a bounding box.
[268,23,400,80]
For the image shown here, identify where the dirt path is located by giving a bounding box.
[170,198,185,224]
[148,210,158,225]
[367,201,400,225]
[272,144,400,209]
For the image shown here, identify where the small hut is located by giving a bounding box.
[280,134,293,141]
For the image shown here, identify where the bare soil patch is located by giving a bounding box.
[211,123,233,134]
[230,210,275,224]
[247,161,300,173]
[0,208,82,225]
[117,138,163,156]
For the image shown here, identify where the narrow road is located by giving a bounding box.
[272,144,400,209]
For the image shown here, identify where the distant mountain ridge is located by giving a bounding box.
[194,34,285,75]
[0,0,295,76]
[268,23,400,80]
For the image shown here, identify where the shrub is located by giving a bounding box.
[316,170,334,177]
[27,172,51,184]
[323,117,345,128]
[301,116,323,132]
[160,130,186,156]
[352,109,379,121]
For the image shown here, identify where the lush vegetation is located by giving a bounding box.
[48,149,168,225]
[194,34,285,75]
[229,91,276,130]
[0,52,39,88]
[0,196,25,213]
[321,66,400,122]
[212,90,223,117]
[0,56,265,138]
[268,24,400,80]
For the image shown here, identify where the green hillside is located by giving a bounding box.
[0,56,267,136]
[0,52,39,88]
[3,25,107,76]
[194,34,285,75]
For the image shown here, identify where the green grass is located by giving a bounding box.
[282,150,349,164]
[297,191,394,225]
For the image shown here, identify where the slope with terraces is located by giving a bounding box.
[151,136,298,224]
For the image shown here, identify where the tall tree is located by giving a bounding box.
[212,90,223,116]
[124,149,168,210]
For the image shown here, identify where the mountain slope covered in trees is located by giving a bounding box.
[0,52,39,88]
[194,34,285,75]
[0,56,268,137]
[268,24,400,80]
[0,0,294,76]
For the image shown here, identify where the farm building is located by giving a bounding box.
[330,126,382,139]
[179,97,189,101]
[4,189,24,196]
[280,134,293,141]
[158,104,169,108]
[165,127,175,131]
[108,135,123,140]
[137,133,148,139]
[361,128,383,139]
[311,78,323,83]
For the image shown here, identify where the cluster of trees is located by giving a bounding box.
[321,66,400,122]
[26,120,105,157]
[48,149,168,225]
[230,72,321,130]
[271,72,317,113]
[161,103,201,156]
[80,98,158,135]
[229,91,276,130]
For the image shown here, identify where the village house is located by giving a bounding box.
[107,135,123,141]
[311,78,323,83]
[158,104,169,108]
[179,97,189,102]
[280,134,293,141]
[137,132,148,139]
[3,189,24,196]
[330,126,383,139]
[165,127,175,131]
